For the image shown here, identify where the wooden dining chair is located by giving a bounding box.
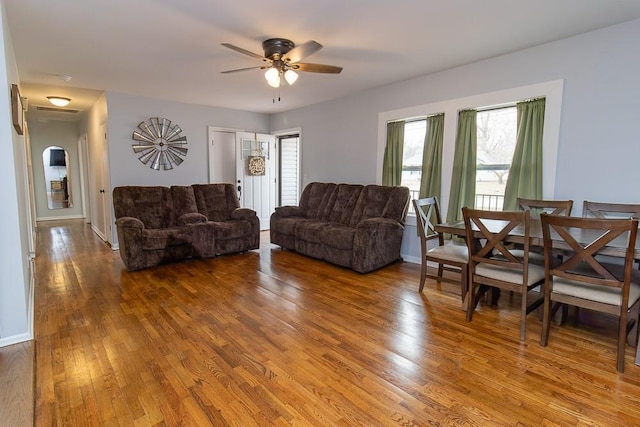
[582,201,640,219]
[583,201,640,269]
[413,197,468,302]
[462,208,545,341]
[517,197,573,218]
[515,198,574,263]
[539,213,640,372]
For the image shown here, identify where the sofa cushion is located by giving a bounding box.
[113,186,173,229]
[327,184,364,225]
[320,224,356,250]
[141,227,192,250]
[350,185,409,226]
[171,186,199,218]
[192,184,240,221]
[295,220,327,244]
[299,182,337,220]
[271,216,303,236]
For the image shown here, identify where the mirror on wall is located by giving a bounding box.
[42,146,72,209]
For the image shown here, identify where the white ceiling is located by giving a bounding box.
[6,0,640,117]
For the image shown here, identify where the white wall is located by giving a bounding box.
[105,91,270,244]
[0,0,30,346]
[28,120,83,220]
[270,18,640,262]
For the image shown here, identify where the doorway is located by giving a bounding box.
[207,127,301,231]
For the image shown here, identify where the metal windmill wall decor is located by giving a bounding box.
[131,117,188,170]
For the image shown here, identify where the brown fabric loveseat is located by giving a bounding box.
[113,184,259,271]
[270,182,410,273]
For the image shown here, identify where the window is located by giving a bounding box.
[475,106,517,210]
[400,120,427,201]
[278,134,300,206]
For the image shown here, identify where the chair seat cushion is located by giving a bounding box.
[552,264,640,307]
[427,244,468,264]
[476,261,545,286]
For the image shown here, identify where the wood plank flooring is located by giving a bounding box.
[0,341,34,426]
[29,220,640,425]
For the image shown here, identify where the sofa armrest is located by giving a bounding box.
[356,217,403,230]
[178,212,208,225]
[231,208,260,250]
[116,216,144,230]
[353,217,405,273]
[272,205,304,218]
[231,208,257,221]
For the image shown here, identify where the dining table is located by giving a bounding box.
[435,217,640,367]
[435,218,640,259]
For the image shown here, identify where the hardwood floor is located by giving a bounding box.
[0,341,34,426]
[28,220,640,425]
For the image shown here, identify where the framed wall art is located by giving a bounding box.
[11,84,24,135]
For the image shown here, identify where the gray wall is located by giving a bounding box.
[105,91,271,244]
[270,18,640,262]
[106,91,270,188]
[0,0,30,345]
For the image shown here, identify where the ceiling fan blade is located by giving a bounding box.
[221,65,266,74]
[283,40,323,63]
[295,62,343,74]
[221,43,266,61]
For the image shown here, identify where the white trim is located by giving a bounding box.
[401,254,421,265]
[0,332,33,348]
[77,134,89,222]
[26,257,34,339]
[36,214,84,221]
[273,127,303,205]
[91,223,106,241]
[377,79,564,220]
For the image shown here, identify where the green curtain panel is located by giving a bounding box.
[503,98,545,210]
[382,121,405,186]
[446,110,477,223]
[419,113,444,200]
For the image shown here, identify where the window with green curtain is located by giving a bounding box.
[503,98,545,210]
[382,120,405,186]
[446,110,477,223]
[419,113,444,200]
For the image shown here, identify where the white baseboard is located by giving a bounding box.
[0,333,33,348]
[91,224,106,241]
[37,214,84,221]
[401,254,420,264]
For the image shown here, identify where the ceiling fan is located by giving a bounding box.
[221,38,342,88]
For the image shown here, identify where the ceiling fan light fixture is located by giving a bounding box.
[264,67,279,82]
[47,96,71,107]
[267,74,281,88]
[284,69,298,85]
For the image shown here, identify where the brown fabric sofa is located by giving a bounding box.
[270,182,410,273]
[113,184,259,271]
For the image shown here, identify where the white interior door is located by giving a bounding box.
[208,129,237,184]
[236,132,276,230]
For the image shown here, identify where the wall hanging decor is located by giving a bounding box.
[248,155,266,175]
[11,84,24,135]
[131,117,187,170]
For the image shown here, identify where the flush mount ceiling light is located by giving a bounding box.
[47,96,71,107]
